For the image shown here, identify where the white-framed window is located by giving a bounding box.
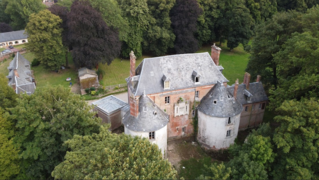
[195,91,199,98]
[226,130,231,137]
[149,131,155,139]
[195,77,200,83]
[165,96,170,104]
[174,102,190,117]
[164,81,170,89]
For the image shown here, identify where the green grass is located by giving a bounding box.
[0,47,5,52]
[179,157,211,179]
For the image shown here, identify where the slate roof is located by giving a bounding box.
[78,67,97,77]
[92,95,128,115]
[7,52,35,95]
[198,81,243,118]
[227,82,268,105]
[127,52,229,96]
[123,93,169,132]
[0,30,28,43]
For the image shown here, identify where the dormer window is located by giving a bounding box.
[195,77,199,83]
[192,70,200,84]
[164,80,170,89]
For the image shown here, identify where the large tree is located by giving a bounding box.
[25,9,65,70]
[245,11,303,89]
[117,0,150,58]
[0,22,12,32]
[272,99,319,179]
[197,163,231,180]
[68,0,121,68]
[0,0,10,24]
[0,74,17,110]
[143,0,176,56]
[5,0,45,30]
[9,86,101,179]
[170,0,202,53]
[52,126,178,179]
[245,0,277,24]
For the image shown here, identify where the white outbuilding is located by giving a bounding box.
[197,81,243,150]
[123,92,169,157]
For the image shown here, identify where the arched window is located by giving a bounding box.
[15,41,19,44]
[22,40,26,43]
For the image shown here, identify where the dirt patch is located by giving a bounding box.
[71,83,81,94]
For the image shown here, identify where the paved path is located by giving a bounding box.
[86,92,128,105]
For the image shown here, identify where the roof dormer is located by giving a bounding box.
[162,75,170,90]
[192,70,200,84]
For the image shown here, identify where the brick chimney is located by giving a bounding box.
[129,91,139,117]
[243,72,251,89]
[256,75,261,82]
[233,79,239,99]
[130,51,136,78]
[211,43,221,66]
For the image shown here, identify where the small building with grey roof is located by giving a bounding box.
[92,95,129,130]
[78,67,100,95]
[0,30,28,48]
[7,52,36,95]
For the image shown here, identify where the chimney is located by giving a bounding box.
[243,72,251,89]
[233,79,239,99]
[129,92,139,117]
[256,75,261,82]
[211,43,221,66]
[130,51,136,78]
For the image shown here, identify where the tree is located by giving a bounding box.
[0,74,17,110]
[245,0,277,24]
[197,163,231,180]
[9,86,101,179]
[143,0,176,56]
[68,0,121,68]
[5,0,45,30]
[196,0,220,46]
[245,11,303,89]
[170,0,202,53]
[117,0,150,58]
[0,22,12,32]
[25,10,65,70]
[0,109,19,179]
[0,0,11,24]
[277,0,308,12]
[52,126,177,179]
[272,98,319,179]
[49,4,70,67]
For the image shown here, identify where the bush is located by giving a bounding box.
[85,88,90,94]
[91,91,96,95]
[12,53,15,58]
[31,58,40,67]
[90,87,96,91]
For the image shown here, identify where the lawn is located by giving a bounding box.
[99,43,250,86]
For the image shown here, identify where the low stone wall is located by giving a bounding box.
[0,49,27,62]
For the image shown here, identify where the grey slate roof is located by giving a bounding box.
[123,93,169,132]
[127,52,229,96]
[0,30,28,43]
[198,81,243,118]
[7,52,35,95]
[78,67,97,77]
[227,82,268,105]
[92,95,128,115]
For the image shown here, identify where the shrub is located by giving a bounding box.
[31,58,40,67]
[90,87,96,91]
[91,91,96,95]
[12,53,15,58]
[85,88,90,94]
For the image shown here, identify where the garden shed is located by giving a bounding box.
[78,67,100,94]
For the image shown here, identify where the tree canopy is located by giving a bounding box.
[25,9,65,70]
[68,0,121,68]
[0,22,12,32]
[52,126,177,179]
[0,74,17,110]
[170,0,202,53]
[8,86,101,179]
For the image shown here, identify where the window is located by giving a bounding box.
[174,102,190,117]
[182,127,186,136]
[164,81,170,89]
[192,110,195,117]
[195,91,199,98]
[15,41,18,44]
[22,40,26,43]
[228,117,231,124]
[226,130,231,137]
[195,77,200,83]
[261,103,265,110]
[213,100,217,104]
[153,111,157,115]
[165,96,170,104]
[245,106,248,112]
[149,131,155,139]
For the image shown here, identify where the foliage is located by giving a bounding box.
[31,58,40,67]
[0,22,12,32]
[85,88,90,94]
[52,126,177,179]
[5,0,45,30]
[25,10,65,70]
[117,0,150,58]
[91,90,96,95]
[90,87,96,91]
[277,0,312,12]
[8,86,101,179]
[96,68,105,80]
[196,0,220,46]
[197,163,231,180]
[0,0,10,24]
[272,98,319,179]
[245,0,277,24]
[245,10,303,89]
[68,0,121,68]
[170,0,202,53]
[0,74,17,110]
[143,0,176,56]
[0,109,20,179]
